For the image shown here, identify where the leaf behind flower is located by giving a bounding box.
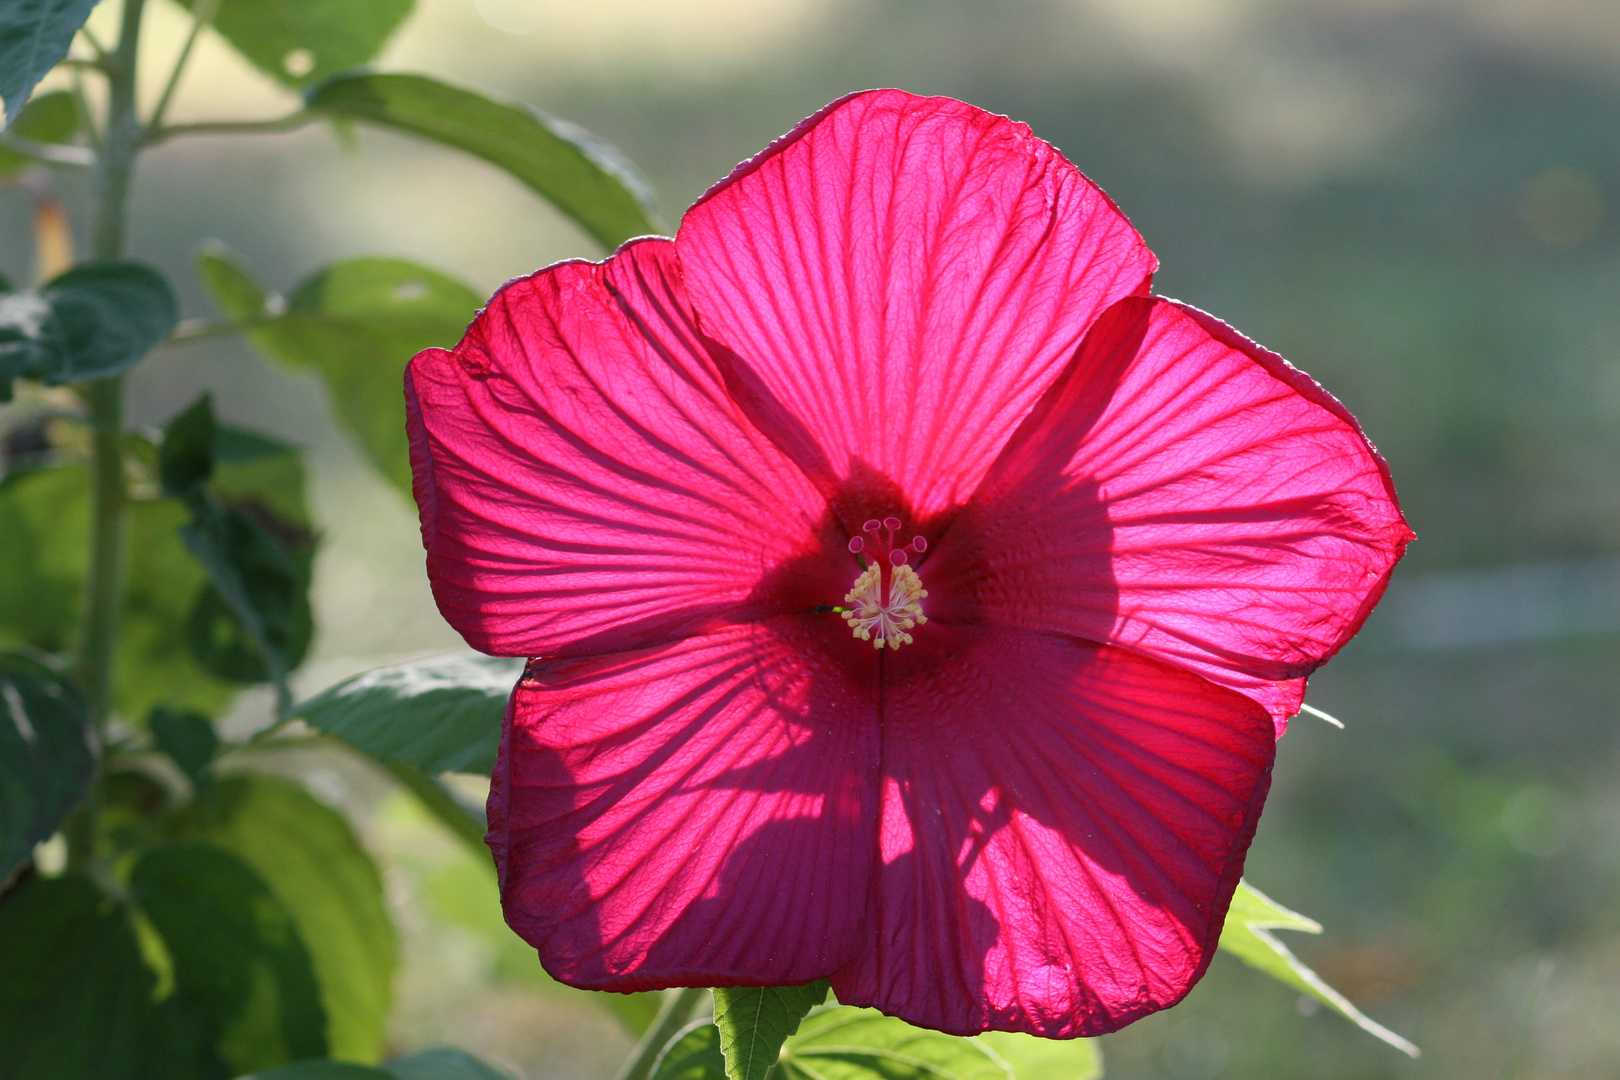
[1219,881,1419,1057]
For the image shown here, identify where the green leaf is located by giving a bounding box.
[148,707,220,787]
[297,654,522,776]
[243,257,480,496]
[306,74,660,250]
[0,872,223,1080]
[714,982,830,1080]
[131,843,329,1073]
[213,427,313,530]
[652,1022,727,1080]
[0,89,83,180]
[0,408,311,718]
[194,774,396,1064]
[181,496,313,699]
[159,396,315,698]
[0,262,178,401]
[1219,880,1419,1057]
[196,243,271,323]
[975,1032,1100,1080]
[180,0,412,88]
[0,653,93,882]
[0,465,237,717]
[0,466,83,652]
[162,393,219,498]
[386,1048,516,1080]
[776,1007,1009,1080]
[0,0,100,127]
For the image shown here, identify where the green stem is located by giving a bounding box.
[77,23,112,63]
[75,0,148,728]
[615,987,708,1080]
[142,111,314,147]
[147,0,220,131]
[166,314,269,345]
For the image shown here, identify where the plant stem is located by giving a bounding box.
[166,314,268,345]
[142,111,314,147]
[147,0,220,132]
[75,0,148,726]
[615,987,708,1080]
[0,132,95,167]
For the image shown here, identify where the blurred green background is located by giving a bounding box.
[5,0,1617,1076]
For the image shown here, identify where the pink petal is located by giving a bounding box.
[676,89,1156,526]
[926,296,1413,727]
[829,625,1274,1036]
[489,618,880,989]
[406,239,847,657]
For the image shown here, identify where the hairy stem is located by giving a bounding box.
[615,987,709,1080]
[75,0,148,726]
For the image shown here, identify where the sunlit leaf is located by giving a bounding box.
[0,262,177,401]
[180,0,412,88]
[241,257,480,496]
[651,1021,726,1080]
[196,242,272,323]
[975,1031,1101,1080]
[714,982,829,1080]
[0,872,223,1079]
[297,654,521,776]
[192,774,396,1064]
[776,1007,1009,1080]
[0,0,100,128]
[0,653,93,882]
[1219,880,1419,1057]
[131,842,328,1074]
[0,90,83,179]
[306,74,660,250]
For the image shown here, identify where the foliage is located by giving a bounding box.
[0,0,100,127]
[651,1005,1104,1080]
[0,654,93,882]
[1,262,178,400]
[1218,881,1420,1057]
[713,982,830,1080]
[0,91,81,180]
[306,73,661,250]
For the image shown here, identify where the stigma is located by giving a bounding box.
[841,517,929,649]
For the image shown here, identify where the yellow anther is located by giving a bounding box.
[842,563,927,650]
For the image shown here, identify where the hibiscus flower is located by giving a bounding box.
[404,90,1412,1038]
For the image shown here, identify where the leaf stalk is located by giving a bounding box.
[143,111,315,147]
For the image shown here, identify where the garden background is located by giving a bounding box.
[3,0,1618,1077]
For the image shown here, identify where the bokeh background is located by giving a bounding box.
[4,0,1618,1076]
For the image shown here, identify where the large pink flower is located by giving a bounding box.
[405,90,1412,1037]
